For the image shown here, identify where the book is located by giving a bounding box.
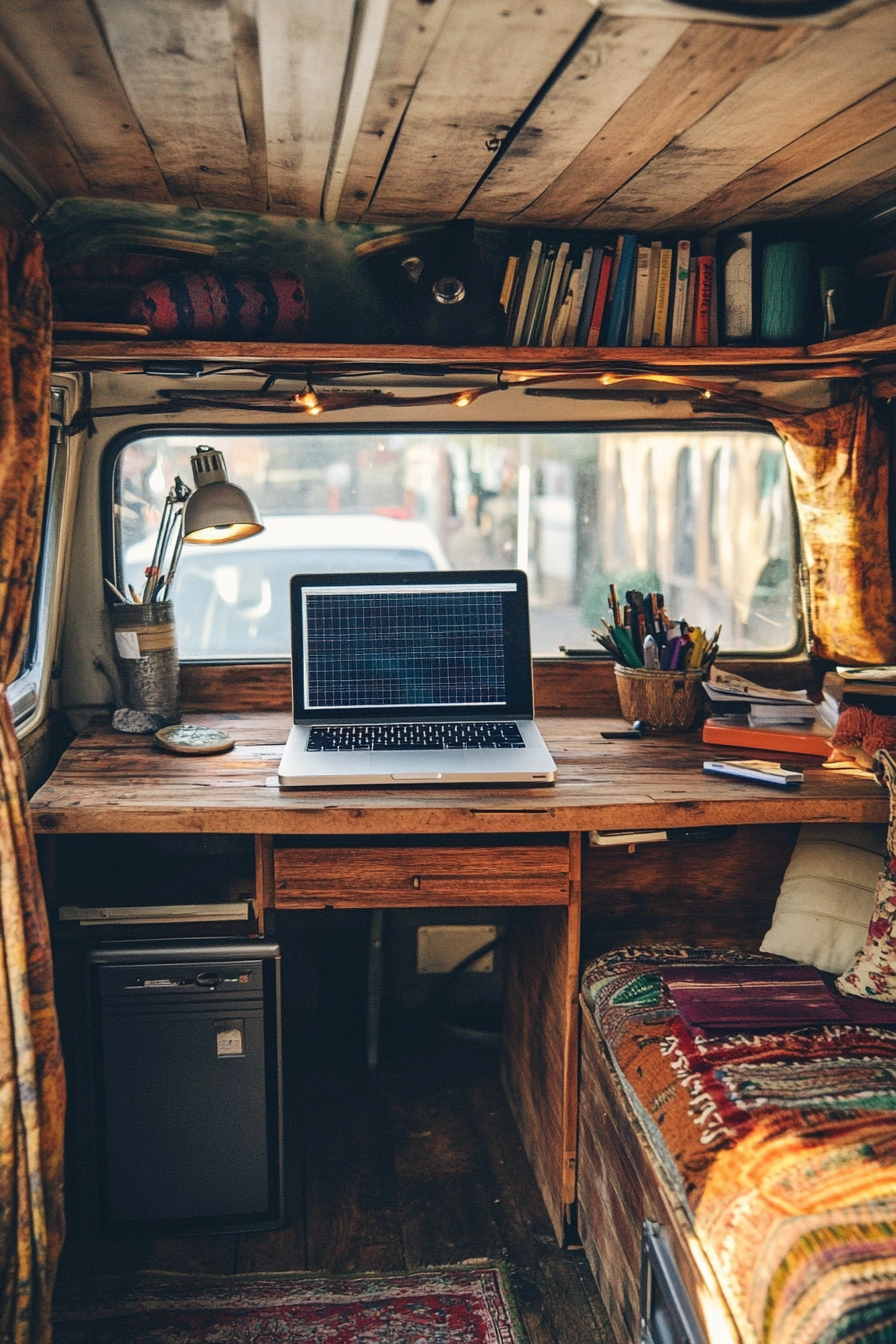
[643,241,662,345]
[720,230,753,343]
[702,715,832,758]
[629,246,652,349]
[748,705,818,724]
[564,255,590,345]
[586,249,614,346]
[499,255,520,313]
[576,245,605,345]
[703,670,811,707]
[694,256,714,345]
[761,240,815,344]
[526,243,556,345]
[682,256,697,345]
[669,239,692,346]
[604,233,638,347]
[538,240,569,345]
[652,246,673,346]
[509,239,542,346]
[552,255,574,339]
[822,669,896,716]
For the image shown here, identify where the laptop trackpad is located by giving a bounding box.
[376,751,448,776]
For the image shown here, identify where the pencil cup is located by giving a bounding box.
[614,664,705,732]
[109,601,181,725]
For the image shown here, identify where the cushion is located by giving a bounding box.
[759,822,887,973]
[836,872,896,1000]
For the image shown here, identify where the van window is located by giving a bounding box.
[111,427,798,659]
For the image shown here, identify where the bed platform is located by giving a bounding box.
[577,947,896,1344]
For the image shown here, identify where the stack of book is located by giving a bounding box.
[499,228,823,348]
[701,670,831,757]
[820,667,896,725]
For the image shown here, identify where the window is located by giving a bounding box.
[111,426,799,660]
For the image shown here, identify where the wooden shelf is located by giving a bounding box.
[49,332,896,372]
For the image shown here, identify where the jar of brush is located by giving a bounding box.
[593,585,720,732]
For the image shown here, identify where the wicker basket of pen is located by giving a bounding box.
[614,664,705,732]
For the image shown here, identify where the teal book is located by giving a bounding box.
[761,241,816,344]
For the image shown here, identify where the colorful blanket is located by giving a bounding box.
[582,946,896,1344]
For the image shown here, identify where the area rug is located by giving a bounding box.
[52,1265,525,1343]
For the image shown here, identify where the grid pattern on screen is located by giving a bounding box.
[303,589,507,709]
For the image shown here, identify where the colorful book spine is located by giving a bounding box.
[576,246,605,345]
[694,256,714,345]
[651,246,673,346]
[682,256,698,346]
[670,239,692,346]
[629,246,651,349]
[586,250,614,346]
[509,240,541,346]
[564,253,591,345]
[642,241,662,345]
[604,233,638,347]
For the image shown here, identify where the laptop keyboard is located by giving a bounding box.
[306,722,527,752]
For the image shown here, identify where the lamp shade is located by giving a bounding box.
[183,445,264,544]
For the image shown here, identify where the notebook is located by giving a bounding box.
[277,570,557,787]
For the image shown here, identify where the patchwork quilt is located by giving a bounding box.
[581,946,896,1344]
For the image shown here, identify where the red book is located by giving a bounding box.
[694,256,714,346]
[586,251,614,347]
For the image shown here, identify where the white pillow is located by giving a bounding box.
[760,823,888,974]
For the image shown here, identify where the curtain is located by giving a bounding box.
[0,227,65,1344]
[771,392,896,665]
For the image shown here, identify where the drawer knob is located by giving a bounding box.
[412,875,421,890]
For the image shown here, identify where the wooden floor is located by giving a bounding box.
[56,915,616,1344]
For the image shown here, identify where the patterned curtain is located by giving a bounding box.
[771,392,896,665]
[0,227,65,1344]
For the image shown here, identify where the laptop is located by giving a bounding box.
[277,569,557,787]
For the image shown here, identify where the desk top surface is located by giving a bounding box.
[29,713,888,835]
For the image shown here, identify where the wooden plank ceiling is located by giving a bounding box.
[0,0,895,233]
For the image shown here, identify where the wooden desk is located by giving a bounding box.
[30,712,886,835]
[31,714,887,1244]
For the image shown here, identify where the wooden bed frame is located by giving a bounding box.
[577,998,740,1344]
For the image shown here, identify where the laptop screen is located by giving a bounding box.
[290,570,534,722]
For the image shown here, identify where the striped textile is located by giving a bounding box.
[582,946,896,1344]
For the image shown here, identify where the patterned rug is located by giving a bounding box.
[52,1266,524,1343]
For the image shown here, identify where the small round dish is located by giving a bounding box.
[154,724,236,755]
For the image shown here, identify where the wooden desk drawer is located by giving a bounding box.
[273,844,570,908]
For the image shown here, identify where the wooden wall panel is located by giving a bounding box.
[584,6,896,232]
[512,23,789,229]
[795,158,896,222]
[726,125,896,227]
[336,0,454,223]
[0,42,87,197]
[91,0,255,208]
[258,0,355,217]
[465,16,688,223]
[229,0,270,211]
[663,77,896,234]
[0,0,168,201]
[368,0,594,221]
[581,822,799,958]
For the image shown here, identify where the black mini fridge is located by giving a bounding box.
[89,940,283,1233]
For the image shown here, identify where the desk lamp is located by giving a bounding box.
[133,445,264,604]
[182,445,265,544]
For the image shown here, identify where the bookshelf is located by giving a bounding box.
[51,329,896,374]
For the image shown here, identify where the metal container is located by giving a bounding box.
[109,601,181,725]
